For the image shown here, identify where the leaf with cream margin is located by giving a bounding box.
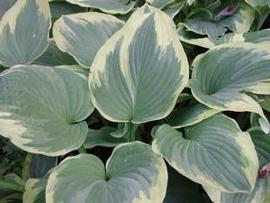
[53,12,124,68]
[152,114,259,192]
[0,0,51,67]
[66,0,135,14]
[204,129,270,203]
[0,65,94,156]
[46,142,168,203]
[190,43,270,133]
[89,5,189,124]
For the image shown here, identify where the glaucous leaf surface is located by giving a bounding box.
[66,0,136,14]
[190,43,270,133]
[84,127,127,149]
[53,12,124,68]
[152,114,259,192]
[46,142,168,203]
[0,65,94,156]
[89,5,189,124]
[34,39,76,66]
[0,0,51,67]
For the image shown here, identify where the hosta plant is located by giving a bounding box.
[0,0,270,202]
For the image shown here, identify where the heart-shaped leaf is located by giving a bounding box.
[190,43,270,133]
[0,65,94,156]
[53,12,124,68]
[46,142,168,203]
[66,0,136,14]
[0,0,51,67]
[89,5,189,124]
[152,114,259,192]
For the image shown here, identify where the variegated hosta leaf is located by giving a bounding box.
[66,0,135,14]
[84,127,127,149]
[145,0,175,8]
[0,0,51,67]
[205,129,270,203]
[53,12,124,68]
[152,114,259,192]
[167,102,219,128]
[0,65,94,156]
[46,142,168,203]
[89,5,189,124]
[184,2,255,39]
[190,43,270,133]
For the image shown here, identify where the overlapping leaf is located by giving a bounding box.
[0,65,94,156]
[46,142,167,203]
[0,0,51,67]
[205,129,270,203]
[53,12,124,68]
[152,114,259,192]
[190,43,270,133]
[184,2,255,38]
[89,5,189,123]
[66,0,135,14]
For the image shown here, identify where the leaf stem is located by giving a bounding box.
[78,145,87,154]
[22,153,32,181]
[128,122,137,142]
[0,179,25,192]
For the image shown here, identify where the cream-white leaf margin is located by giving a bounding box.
[89,4,189,124]
[190,43,270,133]
[152,114,259,193]
[53,12,124,68]
[0,0,51,67]
[46,142,168,203]
[66,0,135,14]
